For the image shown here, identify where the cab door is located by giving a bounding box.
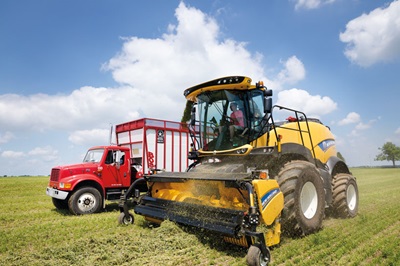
[102,149,130,188]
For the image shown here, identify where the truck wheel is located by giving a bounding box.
[118,212,134,225]
[332,173,359,218]
[68,187,102,215]
[276,160,325,236]
[52,198,69,210]
[246,244,269,266]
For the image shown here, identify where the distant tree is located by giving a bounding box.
[337,152,346,162]
[375,142,400,167]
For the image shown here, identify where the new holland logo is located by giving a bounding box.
[261,188,279,210]
[318,139,335,152]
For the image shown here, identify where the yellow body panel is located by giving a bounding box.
[252,179,284,225]
[252,179,283,246]
[267,121,337,164]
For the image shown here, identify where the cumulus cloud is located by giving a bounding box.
[340,0,400,67]
[276,88,337,118]
[104,2,267,95]
[338,112,361,126]
[1,150,25,159]
[1,146,58,162]
[396,128,400,134]
[0,2,305,136]
[0,131,14,144]
[28,146,59,162]
[68,129,111,146]
[294,0,336,10]
[275,56,306,87]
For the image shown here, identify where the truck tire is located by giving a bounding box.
[276,160,325,236]
[331,173,359,218]
[68,187,102,215]
[52,198,69,210]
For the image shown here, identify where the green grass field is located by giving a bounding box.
[1,168,399,265]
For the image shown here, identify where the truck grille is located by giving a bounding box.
[50,169,60,181]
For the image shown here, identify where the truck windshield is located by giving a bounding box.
[83,149,104,163]
[196,89,266,151]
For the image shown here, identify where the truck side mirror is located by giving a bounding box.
[190,107,196,126]
[264,98,272,114]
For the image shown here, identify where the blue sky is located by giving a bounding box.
[1,0,400,176]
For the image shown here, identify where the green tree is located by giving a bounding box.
[375,142,400,167]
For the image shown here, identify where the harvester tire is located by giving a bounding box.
[52,198,69,210]
[331,173,359,218]
[118,212,134,225]
[68,187,102,215]
[246,244,269,266]
[276,160,325,236]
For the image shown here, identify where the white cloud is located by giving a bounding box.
[340,0,400,67]
[294,0,336,10]
[0,2,305,136]
[28,146,59,162]
[1,146,59,162]
[68,129,111,146]
[276,88,337,118]
[338,112,360,126]
[104,2,267,95]
[0,131,14,144]
[355,122,371,131]
[1,150,25,158]
[275,56,306,87]
[396,128,400,134]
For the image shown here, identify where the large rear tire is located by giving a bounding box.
[68,187,102,215]
[276,160,325,236]
[331,173,359,218]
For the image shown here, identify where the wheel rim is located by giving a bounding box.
[77,192,96,212]
[124,216,133,224]
[346,184,357,211]
[300,181,318,219]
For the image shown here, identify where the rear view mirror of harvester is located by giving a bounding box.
[118,76,359,266]
[46,118,191,215]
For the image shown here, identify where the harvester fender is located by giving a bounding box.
[252,179,284,225]
[326,156,351,175]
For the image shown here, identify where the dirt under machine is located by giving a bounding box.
[119,76,359,266]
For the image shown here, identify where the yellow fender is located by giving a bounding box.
[252,179,284,225]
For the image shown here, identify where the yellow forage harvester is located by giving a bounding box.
[119,76,359,266]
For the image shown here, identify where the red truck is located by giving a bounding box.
[46,118,191,215]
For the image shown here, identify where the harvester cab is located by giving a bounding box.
[119,76,359,266]
[186,76,272,153]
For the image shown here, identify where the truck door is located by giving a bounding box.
[102,149,130,187]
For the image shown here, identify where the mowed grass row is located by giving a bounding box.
[0,168,399,266]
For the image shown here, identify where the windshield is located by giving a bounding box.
[196,89,266,151]
[83,149,104,163]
